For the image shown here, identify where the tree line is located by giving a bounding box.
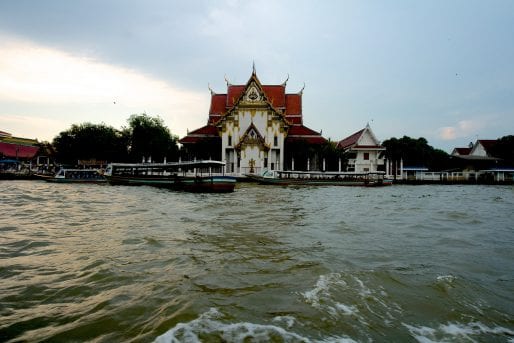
[48,113,514,169]
[52,114,179,164]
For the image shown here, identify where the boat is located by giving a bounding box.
[245,169,390,187]
[43,168,106,183]
[104,160,236,193]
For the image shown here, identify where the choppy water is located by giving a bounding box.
[1,181,513,342]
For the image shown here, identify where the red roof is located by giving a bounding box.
[337,129,365,149]
[286,125,326,144]
[477,140,497,152]
[208,94,227,124]
[0,142,39,159]
[285,94,301,115]
[262,85,285,108]
[179,125,219,144]
[226,85,245,107]
[209,94,227,115]
[454,147,472,155]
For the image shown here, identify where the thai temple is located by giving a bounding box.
[180,67,326,174]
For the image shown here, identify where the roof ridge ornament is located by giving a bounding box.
[224,75,231,86]
[252,61,256,75]
[298,82,305,95]
[208,83,215,95]
[281,73,289,86]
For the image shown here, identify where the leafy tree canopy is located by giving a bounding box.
[382,136,450,171]
[125,113,179,162]
[490,135,514,165]
[52,123,127,164]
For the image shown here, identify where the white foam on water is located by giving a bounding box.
[272,315,296,329]
[403,324,438,343]
[301,273,346,308]
[403,321,514,342]
[335,303,359,316]
[316,336,358,343]
[440,321,514,336]
[436,275,456,283]
[154,308,360,343]
[155,308,309,343]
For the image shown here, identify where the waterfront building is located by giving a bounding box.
[336,124,385,173]
[0,130,39,160]
[180,68,326,174]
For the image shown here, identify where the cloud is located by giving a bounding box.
[0,36,209,140]
[0,114,62,141]
[436,119,485,141]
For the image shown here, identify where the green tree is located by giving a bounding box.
[317,140,347,171]
[382,136,450,171]
[52,123,127,164]
[125,114,179,162]
[489,135,514,165]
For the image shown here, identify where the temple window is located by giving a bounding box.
[364,153,370,160]
[228,135,232,146]
[274,135,278,146]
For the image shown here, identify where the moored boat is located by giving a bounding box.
[246,170,390,187]
[44,168,106,183]
[104,160,236,193]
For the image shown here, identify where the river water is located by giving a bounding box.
[1,181,513,342]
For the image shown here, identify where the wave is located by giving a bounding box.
[154,308,358,343]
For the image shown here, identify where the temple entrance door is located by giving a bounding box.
[249,158,256,174]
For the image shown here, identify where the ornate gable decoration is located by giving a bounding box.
[239,82,266,106]
[235,123,270,151]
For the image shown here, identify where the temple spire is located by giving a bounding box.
[252,61,256,75]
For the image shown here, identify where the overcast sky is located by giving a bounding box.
[1,0,513,151]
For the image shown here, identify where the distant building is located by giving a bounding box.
[0,130,39,160]
[469,139,497,157]
[180,68,326,174]
[336,124,385,172]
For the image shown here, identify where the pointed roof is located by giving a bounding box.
[469,139,497,156]
[337,128,365,149]
[337,124,384,150]
[180,69,323,144]
[477,139,497,151]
